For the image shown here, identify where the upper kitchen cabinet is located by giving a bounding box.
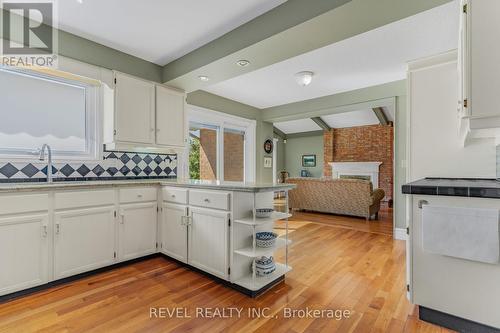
[156,85,186,147]
[113,72,155,145]
[459,0,500,142]
[104,71,186,152]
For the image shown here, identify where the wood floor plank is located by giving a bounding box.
[0,209,455,332]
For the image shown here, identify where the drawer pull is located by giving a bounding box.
[204,198,210,203]
[137,194,143,198]
[171,194,176,198]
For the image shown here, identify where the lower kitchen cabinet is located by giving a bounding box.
[0,214,49,295]
[118,202,158,261]
[54,206,115,279]
[188,207,229,280]
[160,203,188,263]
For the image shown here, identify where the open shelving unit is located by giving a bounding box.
[234,212,291,226]
[230,189,292,294]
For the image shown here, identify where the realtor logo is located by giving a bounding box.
[1,0,58,67]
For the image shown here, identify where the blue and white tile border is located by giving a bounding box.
[0,151,177,182]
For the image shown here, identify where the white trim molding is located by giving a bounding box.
[186,105,257,183]
[394,228,408,241]
[330,162,382,187]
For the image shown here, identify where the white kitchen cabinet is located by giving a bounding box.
[113,71,155,145]
[105,72,186,152]
[118,202,158,261]
[161,203,188,263]
[156,85,186,147]
[0,214,49,295]
[188,207,229,280]
[409,195,500,329]
[54,206,115,279]
[459,0,500,127]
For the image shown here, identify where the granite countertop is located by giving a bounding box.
[0,178,296,193]
[402,178,500,199]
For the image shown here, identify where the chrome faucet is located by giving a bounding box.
[39,144,53,183]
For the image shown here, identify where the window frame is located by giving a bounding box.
[186,105,256,183]
[0,66,102,162]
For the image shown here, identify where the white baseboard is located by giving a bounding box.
[394,228,407,241]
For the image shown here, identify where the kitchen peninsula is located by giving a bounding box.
[0,180,295,300]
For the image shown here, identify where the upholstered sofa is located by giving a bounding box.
[286,178,385,220]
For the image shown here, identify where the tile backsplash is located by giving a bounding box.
[0,151,177,181]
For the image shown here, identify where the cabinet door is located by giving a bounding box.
[118,202,158,261]
[156,85,185,147]
[114,72,155,144]
[467,0,500,118]
[0,214,49,296]
[458,0,469,117]
[161,203,188,263]
[54,207,115,279]
[188,207,229,280]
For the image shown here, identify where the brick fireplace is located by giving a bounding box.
[323,124,394,202]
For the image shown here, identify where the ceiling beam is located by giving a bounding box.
[311,117,330,130]
[372,107,389,126]
[286,130,325,139]
[163,0,452,91]
[273,126,287,140]
[262,80,404,123]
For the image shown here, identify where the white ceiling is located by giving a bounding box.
[274,119,321,134]
[57,0,285,65]
[205,1,459,108]
[322,110,379,129]
[274,108,395,134]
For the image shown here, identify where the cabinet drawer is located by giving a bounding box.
[0,193,49,215]
[55,189,115,210]
[189,190,230,211]
[119,187,157,204]
[162,187,188,204]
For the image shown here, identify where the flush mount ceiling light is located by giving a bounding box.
[236,60,250,67]
[198,75,210,82]
[294,71,314,86]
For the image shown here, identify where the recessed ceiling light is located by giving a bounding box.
[294,71,314,86]
[76,0,83,3]
[236,60,250,67]
[198,75,210,82]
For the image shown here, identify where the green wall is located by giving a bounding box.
[284,134,324,178]
[274,135,286,174]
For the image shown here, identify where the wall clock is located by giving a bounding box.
[263,138,273,154]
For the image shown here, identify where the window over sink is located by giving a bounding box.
[0,67,100,161]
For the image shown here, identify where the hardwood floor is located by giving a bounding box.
[289,206,394,236]
[0,217,453,333]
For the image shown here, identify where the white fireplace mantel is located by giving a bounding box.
[329,162,382,186]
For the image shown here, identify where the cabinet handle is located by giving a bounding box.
[137,194,143,198]
[171,194,176,198]
[418,200,429,209]
[42,225,48,238]
[204,198,210,203]
[186,216,193,226]
[55,223,60,235]
[150,128,155,132]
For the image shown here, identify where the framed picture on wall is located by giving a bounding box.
[302,154,316,167]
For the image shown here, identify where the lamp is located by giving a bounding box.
[294,71,314,86]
